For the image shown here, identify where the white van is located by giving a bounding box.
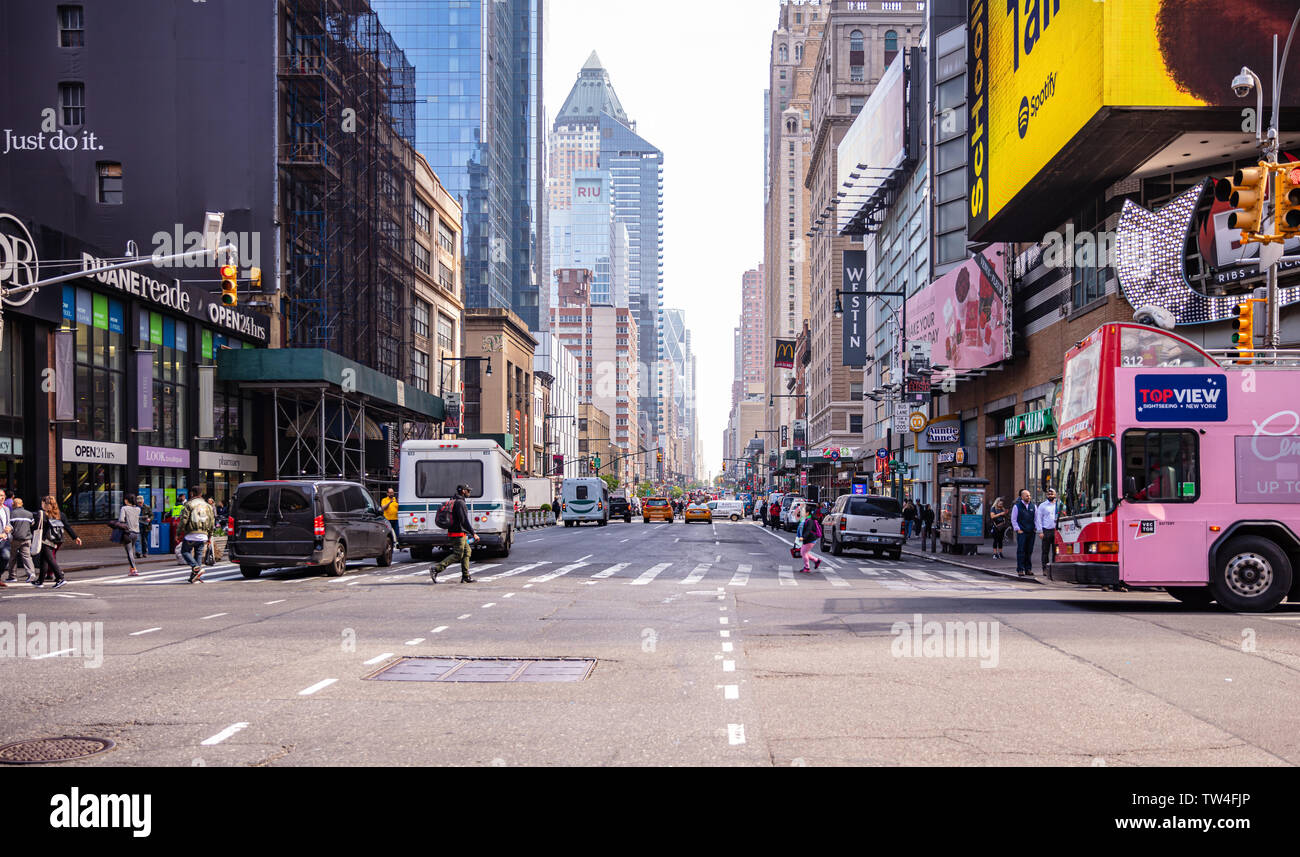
[397,439,519,559]
[559,477,609,526]
[709,499,746,521]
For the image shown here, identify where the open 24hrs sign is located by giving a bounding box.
[1134,375,1227,423]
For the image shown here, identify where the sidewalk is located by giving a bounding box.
[902,536,1050,584]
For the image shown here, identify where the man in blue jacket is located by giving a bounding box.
[1010,489,1038,577]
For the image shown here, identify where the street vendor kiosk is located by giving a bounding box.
[939,477,989,555]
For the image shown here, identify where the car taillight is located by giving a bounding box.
[1084,541,1119,554]
[598,502,603,510]
[839,518,846,531]
[313,515,325,538]
[227,516,234,536]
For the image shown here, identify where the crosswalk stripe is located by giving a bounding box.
[590,563,628,578]
[821,566,850,587]
[857,567,880,576]
[530,562,588,583]
[778,566,796,586]
[478,561,550,581]
[729,564,750,586]
[105,563,236,584]
[899,569,940,581]
[680,564,711,584]
[630,563,672,585]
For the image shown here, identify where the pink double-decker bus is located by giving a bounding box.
[1049,322,1300,611]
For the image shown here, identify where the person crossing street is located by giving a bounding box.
[430,484,478,584]
[176,488,216,583]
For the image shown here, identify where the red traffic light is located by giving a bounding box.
[219,264,237,279]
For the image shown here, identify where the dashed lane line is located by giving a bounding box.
[298,679,337,696]
[364,653,395,665]
[201,722,250,746]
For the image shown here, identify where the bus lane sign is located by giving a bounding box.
[1134,374,1227,423]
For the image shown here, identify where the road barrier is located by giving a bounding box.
[514,510,557,530]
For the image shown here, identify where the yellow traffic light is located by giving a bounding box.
[1277,165,1300,238]
[1216,164,1268,241]
[219,263,238,306]
[1231,300,1257,363]
[249,266,263,291]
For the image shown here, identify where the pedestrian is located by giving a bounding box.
[1036,488,1061,573]
[759,499,768,526]
[204,496,219,566]
[795,509,822,573]
[1011,489,1038,576]
[901,500,918,542]
[137,494,153,558]
[6,497,38,585]
[430,483,478,584]
[33,495,80,589]
[989,497,1009,560]
[381,488,398,528]
[768,498,781,530]
[176,487,216,583]
[0,488,11,583]
[920,502,935,551]
[118,494,142,576]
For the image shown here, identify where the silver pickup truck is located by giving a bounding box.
[820,494,904,559]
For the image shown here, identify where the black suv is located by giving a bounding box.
[608,496,633,523]
[227,480,395,578]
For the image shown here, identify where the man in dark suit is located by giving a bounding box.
[1010,489,1038,577]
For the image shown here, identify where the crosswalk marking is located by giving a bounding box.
[900,569,940,582]
[778,566,796,586]
[630,563,672,585]
[729,564,750,587]
[479,561,550,581]
[821,566,850,587]
[530,562,588,583]
[681,564,711,584]
[591,563,629,578]
[857,567,880,576]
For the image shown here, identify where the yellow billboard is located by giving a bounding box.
[968,0,1300,238]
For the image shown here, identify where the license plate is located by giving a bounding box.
[866,536,881,543]
[246,530,263,539]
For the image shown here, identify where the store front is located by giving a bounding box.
[1005,402,1057,503]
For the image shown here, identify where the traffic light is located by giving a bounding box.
[656,452,663,463]
[1231,300,1257,363]
[1277,165,1300,238]
[219,263,238,306]
[1216,164,1268,241]
[249,266,263,292]
[592,455,600,471]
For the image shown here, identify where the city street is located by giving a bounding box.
[4,519,1299,767]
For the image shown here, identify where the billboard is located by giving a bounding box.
[774,339,795,369]
[905,248,1010,373]
[968,0,1300,238]
[836,53,907,233]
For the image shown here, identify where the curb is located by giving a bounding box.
[902,548,1043,584]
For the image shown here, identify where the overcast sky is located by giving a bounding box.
[545,0,777,479]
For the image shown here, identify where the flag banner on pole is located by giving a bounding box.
[197,365,216,438]
[774,339,795,369]
[136,350,155,432]
[54,328,75,421]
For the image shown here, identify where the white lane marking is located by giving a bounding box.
[264,599,286,605]
[200,613,228,620]
[719,616,729,625]
[576,554,593,562]
[31,647,77,660]
[530,562,588,583]
[298,678,337,696]
[900,569,940,581]
[364,653,394,665]
[630,563,672,585]
[591,563,629,579]
[523,584,533,588]
[821,566,851,587]
[721,642,733,653]
[457,614,471,620]
[431,626,448,634]
[201,722,250,746]
[481,602,496,608]
[129,627,161,636]
[779,566,796,586]
[858,567,880,576]
[723,660,735,672]
[674,537,681,543]
[681,564,711,584]
[503,593,515,598]
[405,638,425,645]
[818,555,841,569]
[620,538,630,543]
[720,630,730,638]
[724,685,739,700]
[479,561,551,581]
[728,724,746,745]
[729,564,751,586]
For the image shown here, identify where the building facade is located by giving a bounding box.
[412,154,464,401]
[532,330,581,478]
[461,308,538,474]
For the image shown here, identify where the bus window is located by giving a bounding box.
[1122,430,1200,502]
[1060,339,1101,427]
[1056,439,1116,519]
[1119,328,1213,368]
[576,485,588,500]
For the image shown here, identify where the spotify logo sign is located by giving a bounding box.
[1018,97,1030,139]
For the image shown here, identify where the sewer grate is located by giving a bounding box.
[365,656,596,683]
[0,737,116,765]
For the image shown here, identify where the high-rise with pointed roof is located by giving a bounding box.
[548,52,666,475]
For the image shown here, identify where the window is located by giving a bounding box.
[850,30,864,52]
[438,221,456,255]
[851,65,865,83]
[280,487,312,514]
[413,242,430,275]
[97,162,122,205]
[850,382,863,401]
[1072,239,1107,310]
[795,43,803,62]
[60,82,84,125]
[414,460,483,498]
[849,414,863,433]
[235,487,270,516]
[1122,430,1199,502]
[885,30,899,52]
[1119,327,1213,368]
[1056,440,1117,520]
[411,349,429,392]
[850,97,865,114]
[779,44,788,63]
[412,300,430,339]
[847,496,901,517]
[437,314,453,353]
[438,261,454,291]
[414,197,431,233]
[58,5,84,47]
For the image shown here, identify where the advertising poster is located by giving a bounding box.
[905,249,1010,372]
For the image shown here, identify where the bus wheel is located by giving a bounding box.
[1210,536,1292,612]
[1165,586,1214,607]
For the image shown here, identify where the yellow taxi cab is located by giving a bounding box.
[684,501,712,524]
[642,497,674,523]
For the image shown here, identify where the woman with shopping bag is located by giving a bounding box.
[793,505,821,573]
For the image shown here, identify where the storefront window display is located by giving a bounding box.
[65,288,127,443]
[138,311,188,450]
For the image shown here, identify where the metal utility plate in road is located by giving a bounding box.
[365,657,597,683]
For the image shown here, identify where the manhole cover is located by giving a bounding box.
[365,656,596,683]
[0,737,116,765]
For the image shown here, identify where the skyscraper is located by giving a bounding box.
[370,0,546,329]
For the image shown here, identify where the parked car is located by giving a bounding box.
[227,480,396,578]
[820,493,905,559]
[609,496,633,522]
[780,494,804,531]
[642,497,674,523]
[684,501,712,524]
[709,499,745,521]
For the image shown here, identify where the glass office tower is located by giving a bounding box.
[370,0,544,329]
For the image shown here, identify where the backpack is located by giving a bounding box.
[434,498,456,530]
[184,499,215,534]
[45,517,65,546]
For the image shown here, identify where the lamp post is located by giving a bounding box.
[543,414,577,476]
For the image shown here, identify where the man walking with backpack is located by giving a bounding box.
[430,483,478,584]
[176,488,216,583]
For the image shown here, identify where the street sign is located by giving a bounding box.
[799,471,807,487]
[876,447,889,460]
[893,403,909,433]
[908,412,927,432]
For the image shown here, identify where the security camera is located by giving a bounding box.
[1232,69,1255,98]
[1132,305,1175,331]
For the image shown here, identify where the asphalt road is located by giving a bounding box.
[3,517,1299,766]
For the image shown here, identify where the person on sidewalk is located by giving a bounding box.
[0,489,11,582]
[1036,489,1061,573]
[431,484,479,584]
[118,495,142,576]
[33,496,80,589]
[901,500,917,542]
[989,497,1009,560]
[7,498,39,585]
[919,503,936,552]
[1011,489,1037,576]
[137,495,153,558]
[176,488,216,583]
[795,511,822,573]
